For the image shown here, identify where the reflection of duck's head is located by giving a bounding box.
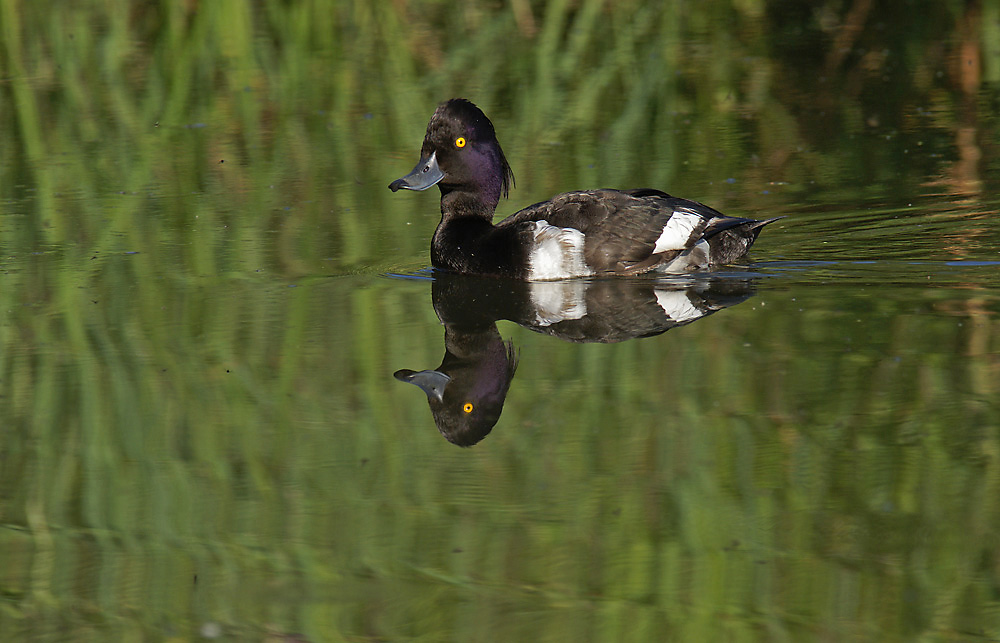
[395,327,518,447]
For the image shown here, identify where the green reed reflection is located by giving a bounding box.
[3,0,999,257]
[2,0,1000,641]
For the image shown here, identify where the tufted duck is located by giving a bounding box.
[390,98,780,280]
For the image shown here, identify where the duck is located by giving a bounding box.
[389,98,781,281]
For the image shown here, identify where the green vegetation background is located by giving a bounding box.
[2,0,1000,640]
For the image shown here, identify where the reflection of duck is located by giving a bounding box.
[396,273,757,446]
[389,98,781,280]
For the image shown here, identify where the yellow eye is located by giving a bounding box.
[455,137,466,148]
[462,402,474,413]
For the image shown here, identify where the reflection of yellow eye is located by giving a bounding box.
[463,402,474,413]
[455,137,466,148]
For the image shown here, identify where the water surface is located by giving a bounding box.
[3,1,1000,641]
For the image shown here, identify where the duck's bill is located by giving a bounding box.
[388,152,444,192]
[394,368,451,403]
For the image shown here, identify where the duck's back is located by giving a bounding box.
[496,188,735,277]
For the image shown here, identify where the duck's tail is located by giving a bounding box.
[704,216,784,265]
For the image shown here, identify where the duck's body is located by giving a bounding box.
[390,99,780,281]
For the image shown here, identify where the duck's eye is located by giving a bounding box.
[462,402,474,413]
[455,137,466,148]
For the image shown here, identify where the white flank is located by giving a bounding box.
[652,209,702,253]
[529,281,588,326]
[653,289,704,324]
[527,220,594,281]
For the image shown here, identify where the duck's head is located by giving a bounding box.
[389,98,514,215]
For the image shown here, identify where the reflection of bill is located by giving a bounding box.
[395,273,757,446]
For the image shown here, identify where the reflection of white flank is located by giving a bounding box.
[653,209,702,253]
[653,289,703,324]
[528,220,594,281]
[529,280,588,326]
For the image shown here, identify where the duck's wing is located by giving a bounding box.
[497,189,715,274]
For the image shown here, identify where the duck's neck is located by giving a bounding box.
[438,186,499,220]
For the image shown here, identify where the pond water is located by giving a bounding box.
[3,2,1000,641]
